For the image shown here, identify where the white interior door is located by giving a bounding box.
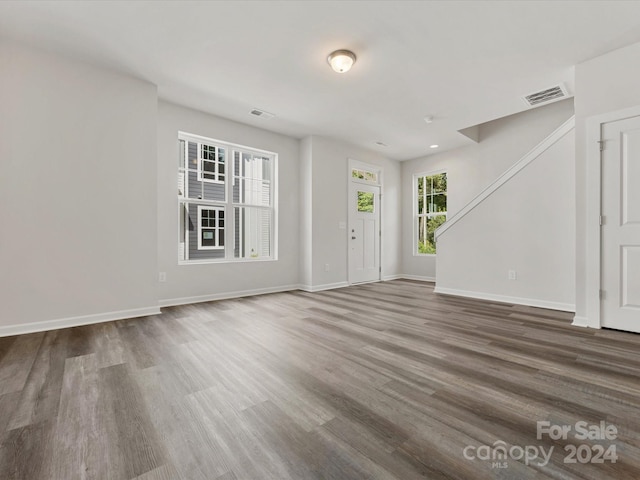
[349,182,380,284]
[601,115,640,332]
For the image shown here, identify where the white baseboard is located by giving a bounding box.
[298,281,350,293]
[571,315,599,329]
[399,275,436,283]
[0,306,161,338]
[434,286,575,312]
[382,274,403,281]
[160,284,300,307]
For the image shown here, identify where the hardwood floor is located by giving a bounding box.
[1,280,640,479]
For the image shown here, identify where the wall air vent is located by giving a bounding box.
[249,108,275,119]
[522,84,568,107]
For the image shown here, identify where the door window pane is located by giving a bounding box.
[357,191,375,213]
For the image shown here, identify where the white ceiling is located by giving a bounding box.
[2,1,640,160]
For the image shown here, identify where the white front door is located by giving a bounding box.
[349,182,380,284]
[601,115,640,332]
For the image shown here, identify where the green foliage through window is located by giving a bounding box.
[416,173,447,254]
[352,168,378,183]
[357,191,374,212]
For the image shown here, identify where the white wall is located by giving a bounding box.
[574,41,640,322]
[157,101,300,304]
[435,130,575,310]
[401,99,575,280]
[300,136,402,289]
[0,42,159,334]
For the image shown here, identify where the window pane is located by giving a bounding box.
[179,139,186,169]
[432,173,447,193]
[234,178,271,206]
[234,207,271,259]
[234,153,272,206]
[262,157,271,181]
[234,151,241,177]
[188,142,198,169]
[357,191,374,213]
[416,172,447,255]
[182,202,225,260]
[418,214,446,254]
[429,193,447,213]
[417,216,431,254]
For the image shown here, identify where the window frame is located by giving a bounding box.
[414,170,447,256]
[178,131,278,264]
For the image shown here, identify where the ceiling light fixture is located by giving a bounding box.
[430,144,439,149]
[327,49,356,73]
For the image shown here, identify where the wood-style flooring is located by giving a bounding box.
[1,280,640,479]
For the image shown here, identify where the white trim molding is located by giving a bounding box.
[571,315,597,328]
[382,274,403,281]
[298,281,350,293]
[434,286,575,313]
[0,306,161,338]
[436,116,575,240]
[160,284,299,307]
[400,275,436,283]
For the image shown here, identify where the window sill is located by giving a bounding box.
[414,253,436,257]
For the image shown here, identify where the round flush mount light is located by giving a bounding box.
[327,49,356,73]
[430,144,439,149]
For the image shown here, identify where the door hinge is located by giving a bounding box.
[379,267,382,273]
[599,289,606,300]
[599,215,605,226]
[597,140,605,152]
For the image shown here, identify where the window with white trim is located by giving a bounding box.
[415,172,447,255]
[178,132,276,262]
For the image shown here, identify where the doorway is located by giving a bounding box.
[600,115,640,332]
[348,161,381,284]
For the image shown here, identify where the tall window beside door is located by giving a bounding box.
[415,172,447,254]
[178,132,277,263]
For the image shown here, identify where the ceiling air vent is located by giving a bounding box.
[249,108,274,119]
[522,84,568,107]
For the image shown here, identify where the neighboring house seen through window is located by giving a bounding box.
[415,172,447,254]
[178,132,276,262]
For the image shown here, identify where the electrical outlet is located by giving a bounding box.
[159,272,167,282]
[508,270,517,281]
[325,264,330,272]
